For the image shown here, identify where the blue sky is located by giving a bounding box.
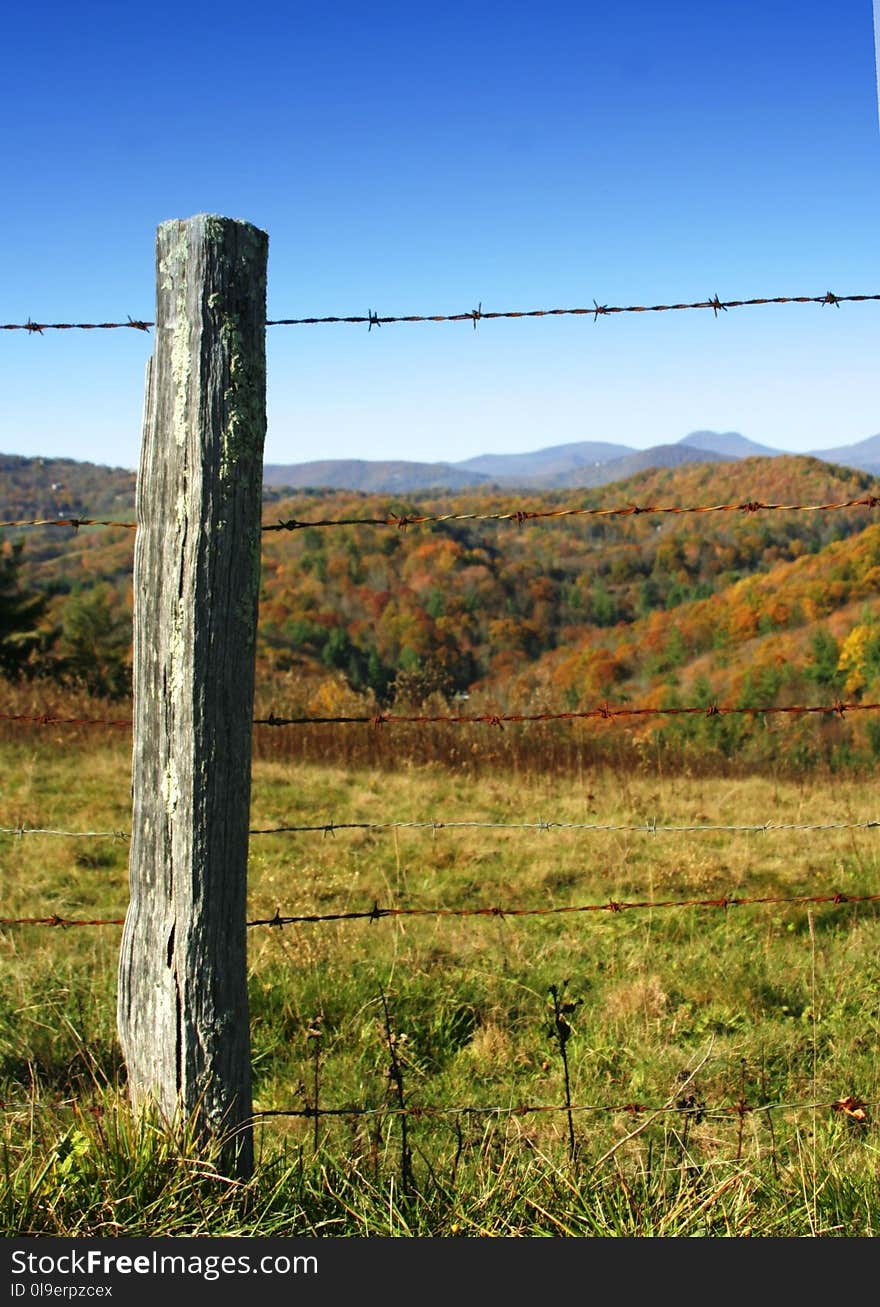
[2,0,879,471]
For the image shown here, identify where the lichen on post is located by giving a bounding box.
[117,214,268,1179]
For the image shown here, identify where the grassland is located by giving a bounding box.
[2,730,880,1236]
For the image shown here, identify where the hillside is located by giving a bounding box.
[4,452,880,771]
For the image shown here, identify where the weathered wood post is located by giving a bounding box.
[117,214,268,1179]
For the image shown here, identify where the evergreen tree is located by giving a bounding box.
[59,585,131,698]
[0,535,48,679]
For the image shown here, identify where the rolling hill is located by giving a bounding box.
[5,449,880,774]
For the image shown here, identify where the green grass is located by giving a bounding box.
[2,733,880,1235]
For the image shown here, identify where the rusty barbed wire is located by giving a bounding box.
[253,1094,872,1122]
[4,290,878,336]
[2,1093,870,1123]
[0,713,132,728]
[247,889,880,927]
[3,493,879,537]
[0,517,137,531]
[4,888,878,931]
[264,494,880,533]
[0,914,125,928]
[254,700,880,728]
[4,698,880,733]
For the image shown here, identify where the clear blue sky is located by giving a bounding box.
[2,0,879,471]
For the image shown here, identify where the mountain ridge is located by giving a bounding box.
[260,429,880,492]
[5,429,880,495]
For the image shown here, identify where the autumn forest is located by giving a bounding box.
[3,449,880,774]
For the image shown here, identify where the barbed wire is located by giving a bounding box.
[265,494,880,533]
[1,1093,869,1124]
[0,318,152,334]
[0,713,132,728]
[0,826,129,839]
[254,700,880,727]
[3,888,878,931]
[0,914,126,927]
[0,517,136,531]
[248,889,880,927]
[4,290,879,336]
[249,817,880,836]
[0,492,875,538]
[5,816,879,841]
[3,493,879,538]
[254,1094,872,1123]
[4,699,879,733]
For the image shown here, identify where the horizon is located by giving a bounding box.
[5,425,880,478]
[2,2,879,471]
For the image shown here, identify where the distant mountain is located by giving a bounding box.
[263,438,737,492]
[678,430,784,459]
[262,459,493,493]
[568,443,735,487]
[6,427,880,500]
[806,433,880,477]
[455,441,633,479]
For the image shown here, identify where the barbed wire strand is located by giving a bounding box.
[247,889,880,928]
[1,1094,870,1123]
[3,699,879,732]
[0,518,137,531]
[5,889,876,930]
[249,817,880,836]
[255,700,880,727]
[3,290,879,335]
[0,713,133,728]
[3,493,879,537]
[266,292,880,325]
[4,817,879,841]
[265,494,880,533]
[253,1094,872,1122]
[0,826,130,839]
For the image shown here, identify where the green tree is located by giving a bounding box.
[0,535,48,679]
[807,627,843,694]
[59,585,131,698]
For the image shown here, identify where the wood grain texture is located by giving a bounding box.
[117,215,268,1177]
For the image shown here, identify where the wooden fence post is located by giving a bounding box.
[117,214,268,1179]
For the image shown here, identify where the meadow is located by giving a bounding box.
[2,725,879,1236]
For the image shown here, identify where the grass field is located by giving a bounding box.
[2,730,880,1236]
